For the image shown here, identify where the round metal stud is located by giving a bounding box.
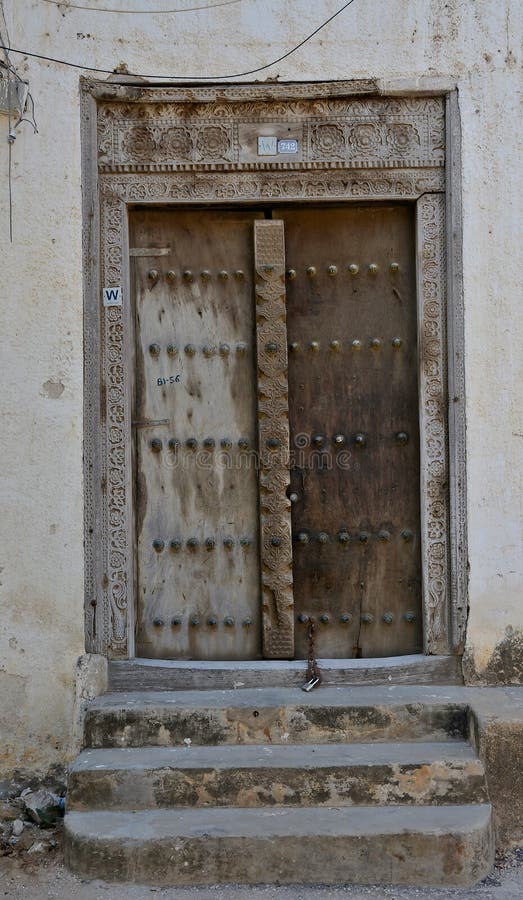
[382,613,394,624]
[234,270,245,280]
[152,539,164,552]
[309,341,320,352]
[223,537,234,549]
[289,341,300,352]
[149,343,161,357]
[368,264,379,275]
[190,616,200,627]
[351,339,362,350]
[330,340,341,351]
[358,531,370,543]
[289,492,299,503]
[224,616,235,627]
[236,342,248,355]
[218,270,229,281]
[207,616,217,627]
[205,537,215,550]
[334,434,346,446]
[391,337,402,349]
[401,529,414,542]
[186,438,198,450]
[286,269,297,280]
[297,532,309,545]
[147,269,159,285]
[370,338,381,350]
[165,270,176,283]
[219,343,231,357]
[150,438,163,453]
[243,617,253,627]
[184,344,197,356]
[306,266,317,278]
[404,611,416,623]
[220,438,232,449]
[327,265,338,276]
[338,531,350,544]
[313,434,325,446]
[170,540,182,552]
[203,437,215,450]
[167,343,178,357]
[171,616,182,626]
[266,437,281,450]
[183,270,194,283]
[271,536,281,547]
[361,613,374,623]
[354,433,366,447]
[297,613,309,624]
[240,538,252,547]
[168,438,180,452]
[319,614,330,624]
[348,263,359,275]
[340,613,352,624]
[153,618,165,627]
[238,437,249,450]
[187,538,199,551]
[203,345,216,357]
[378,530,391,542]
[396,431,409,445]
[263,265,274,274]
[318,532,329,544]
[265,341,278,353]
[200,269,211,281]
[390,262,400,273]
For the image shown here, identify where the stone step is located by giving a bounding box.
[84,685,469,747]
[68,741,488,810]
[64,804,494,887]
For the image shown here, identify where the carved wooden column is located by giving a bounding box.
[254,220,294,658]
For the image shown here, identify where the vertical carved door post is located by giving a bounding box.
[254,221,294,658]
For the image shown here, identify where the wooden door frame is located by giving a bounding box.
[81,78,466,662]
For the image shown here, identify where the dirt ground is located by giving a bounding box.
[1,843,523,900]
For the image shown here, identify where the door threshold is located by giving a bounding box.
[108,654,462,691]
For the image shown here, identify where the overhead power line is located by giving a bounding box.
[40,0,243,14]
[1,0,357,80]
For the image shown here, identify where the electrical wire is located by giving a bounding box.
[0,0,357,80]
[41,0,243,14]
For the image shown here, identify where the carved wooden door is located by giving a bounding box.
[131,206,422,662]
[281,205,423,658]
[131,209,264,660]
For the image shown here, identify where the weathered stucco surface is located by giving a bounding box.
[0,0,522,778]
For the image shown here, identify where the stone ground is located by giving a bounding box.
[1,842,522,900]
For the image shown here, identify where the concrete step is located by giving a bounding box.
[84,685,470,748]
[68,741,488,810]
[64,804,494,887]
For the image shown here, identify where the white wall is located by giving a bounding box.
[0,0,521,777]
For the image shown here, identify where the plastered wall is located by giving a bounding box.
[0,0,521,779]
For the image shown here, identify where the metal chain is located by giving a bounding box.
[302,617,321,691]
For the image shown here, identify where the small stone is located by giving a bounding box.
[27,840,49,854]
[22,789,63,826]
[11,819,24,836]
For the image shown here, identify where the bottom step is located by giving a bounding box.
[65,804,494,887]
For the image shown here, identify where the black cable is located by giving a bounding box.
[0,0,357,81]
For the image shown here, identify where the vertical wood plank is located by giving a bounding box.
[254,221,294,658]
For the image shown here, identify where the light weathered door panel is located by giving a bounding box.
[131,209,263,660]
[280,205,422,659]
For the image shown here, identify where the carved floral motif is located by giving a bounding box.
[348,123,382,153]
[310,123,345,158]
[195,124,231,160]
